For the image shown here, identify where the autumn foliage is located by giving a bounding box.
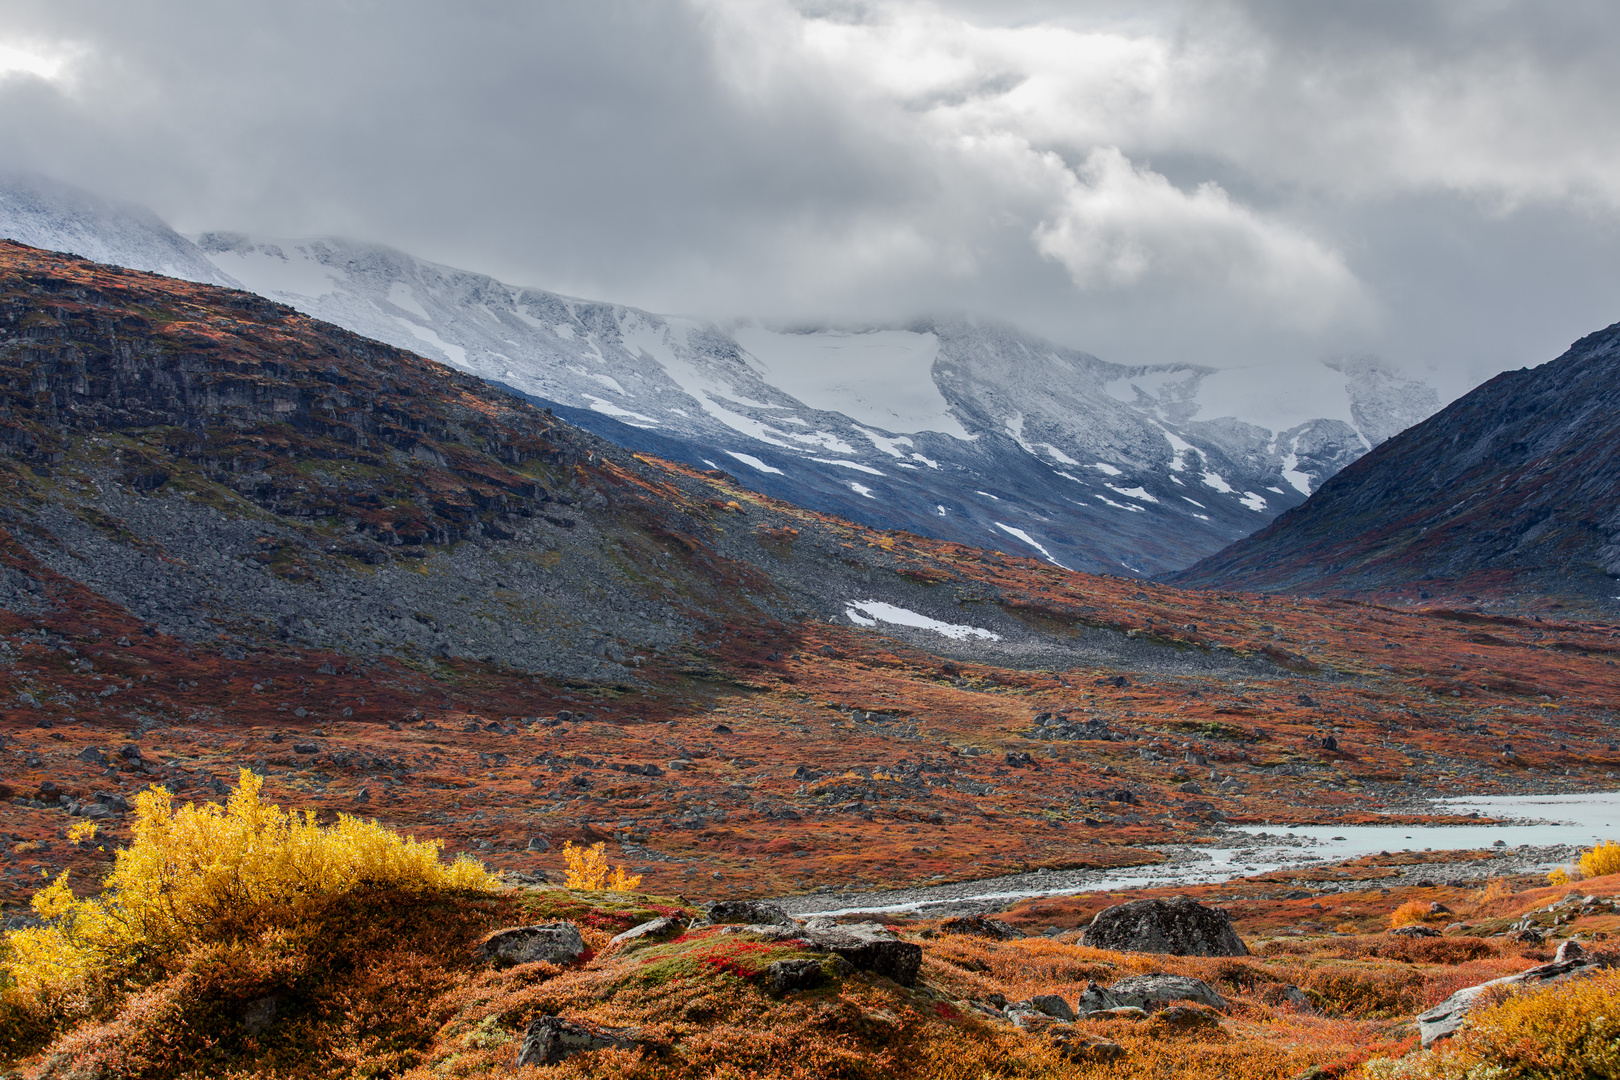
[0,769,497,1001]
[561,841,642,892]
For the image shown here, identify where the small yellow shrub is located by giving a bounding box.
[66,820,97,845]
[1547,866,1573,886]
[1362,969,1620,1079]
[1,769,497,997]
[1388,899,1434,928]
[561,840,641,892]
[1579,838,1620,879]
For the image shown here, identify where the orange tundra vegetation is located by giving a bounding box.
[5,772,1619,1078]
[2,240,1620,1077]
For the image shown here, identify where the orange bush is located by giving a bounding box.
[1388,899,1434,928]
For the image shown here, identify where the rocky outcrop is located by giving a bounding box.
[515,1016,641,1067]
[1416,940,1610,1046]
[936,915,1026,940]
[1170,318,1620,603]
[701,899,798,928]
[610,916,685,948]
[480,923,585,966]
[1081,897,1248,957]
[800,922,923,987]
[1107,974,1227,1012]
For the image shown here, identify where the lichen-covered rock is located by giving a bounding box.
[1416,951,1608,1046]
[1074,980,1127,1013]
[480,922,585,966]
[936,915,1026,940]
[765,955,854,995]
[1388,924,1440,938]
[515,1016,638,1067]
[1081,897,1248,956]
[1107,974,1227,1012]
[702,899,798,928]
[801,922,922,986]
[609,916,684,948]
[1030,994,1077,1021]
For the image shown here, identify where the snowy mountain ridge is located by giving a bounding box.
[0,172,1443,574]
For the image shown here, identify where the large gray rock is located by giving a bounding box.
[702,899,798,928]
[937,915,1026,940]
[480,922,586,966]
[515,1016,638,1066]
[801,922,922,987]
[1107,974,1227,1012]
[1074,980,1128,1014]
[765,954,854,995]
[610,916,685,948]
[1416,948,1607,1046]
[1082,897,1248,957]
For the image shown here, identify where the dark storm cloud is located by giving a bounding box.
[2,1,1619,396]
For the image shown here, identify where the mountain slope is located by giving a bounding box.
[0,173,1446,576]
[192,232,1440,575]
[1167,321,1620,608]
[0,172,240,289]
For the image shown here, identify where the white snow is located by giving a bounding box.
[1181,496,1206,508]
[850,482,876,498]
[859,427,914,458]
[844,599,1001,641]
[1239,491,1269,512]
[552,322,575,340]
[733,325,972,438]
[1092,462,1124,476]
[911,453,939,468]
[206,244,344,298]
[1093,494,1146,513]
[582,395,657,424]
[1279,448,1314,494]
[1202,471,1234,493]
[937,505,948,516]
[1106,484,1159,503]
[386,282,430,319]
[1055,471,1087,485]
[813,457,885,476]
[391,317,468,368]
[976,490,1001,500]
[1039,443,1080,465]
[1266,486,1285,494]
[724,451,784,475]
[993,523,1068,567]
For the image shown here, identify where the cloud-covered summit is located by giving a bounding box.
[0,1,1617,397]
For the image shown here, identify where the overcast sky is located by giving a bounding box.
[3,0,1619,398]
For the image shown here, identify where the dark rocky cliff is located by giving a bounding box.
[1167,321,1620,608]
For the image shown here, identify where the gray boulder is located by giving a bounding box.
[515,1016,639,1066]
[1417,948,1608,1046]
[609,916,685,948]
[1074,980,1128,1014]
[1108,974,1227,1012]
[1082,897,1248,956]
[481,922,586,966]
[765,955,854,995]
[1030,994,1077,1021]
[702,899,798,928]
[1388,924,1440,938]
[937,915,1026,940]
[801,922,922,986]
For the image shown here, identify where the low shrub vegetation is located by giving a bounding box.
[0,769,498,1056]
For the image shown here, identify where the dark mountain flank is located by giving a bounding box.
[1167,321,1620,607]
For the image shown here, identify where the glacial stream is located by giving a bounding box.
[777,791,1620,919]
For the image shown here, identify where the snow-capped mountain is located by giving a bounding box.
[0,172,239,289]
[0,172,1443,575]
[190,232,1438,574]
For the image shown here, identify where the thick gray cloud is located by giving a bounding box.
[2,0,1619,398]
